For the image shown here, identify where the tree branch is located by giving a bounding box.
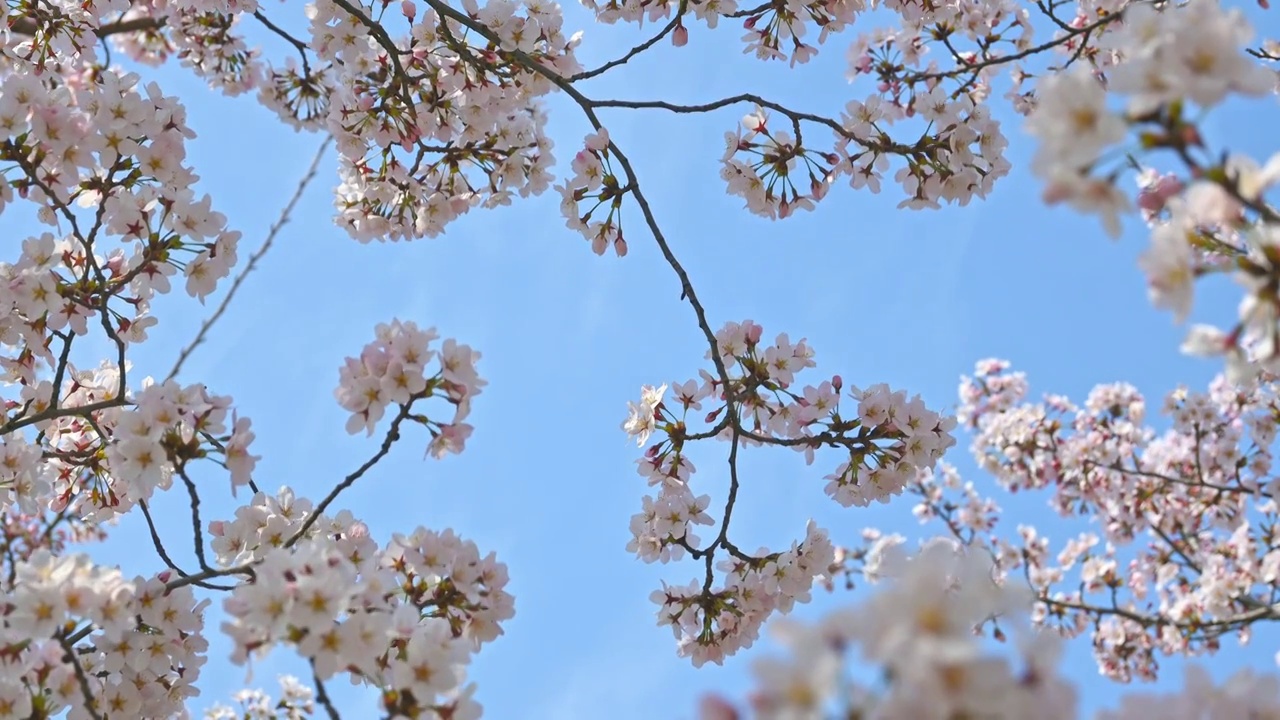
[168,136,332,382]
[7,14,165,39]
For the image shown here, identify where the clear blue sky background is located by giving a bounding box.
[33,1,1280,717]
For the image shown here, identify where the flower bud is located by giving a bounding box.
[698,695,739,720]
[673,24,689,47]
[811,175,829,201]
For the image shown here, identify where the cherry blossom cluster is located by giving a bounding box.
[738,0,865,64]
[622,319,955,664]
[335,319,484,458]
[1096,666,1280,718]
[0,359,259,525]
[0,53,252,601]
[846,0,1031,99]
[837,358,1280,682]
[651,520,836,667]
[222,536,477,718]
[847,90,1013,209]
[0,505,105,584]
[0,66,242,397]
[206,675,318,720]
[708,0,1047,211]
[38,376,259,522]
[718,87,1013,216]
[1,551,209,720]
[313,0,579,242]
[698,539,1077,719]
[170,9,262,96]
[720,107,838,219]
[107,1,336,131]
[209,486,355,567]
[557,128,629,255]
[105,1,268,97]
[1135,154,1280,381]
[576,0,737,37]
[1,0,1157,260]
[211,486,515,646]
[12,0,1280,712]
[701,538,1280,720]
[220,497,511,720]
[28,0,578,243]
[1018,0,1280,378]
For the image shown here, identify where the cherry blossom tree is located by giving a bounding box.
[2,0,1280,717]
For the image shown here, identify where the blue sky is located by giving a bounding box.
[36,1,1280,718]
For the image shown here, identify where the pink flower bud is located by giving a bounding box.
[1137,172,1183,218]
[673,24,689,47]
[698,695,740,720]
[832,374,843,390]
[402,0,417,19]
[1041,179,1073,204]
[585,128,610,151]
[811,175,829,201]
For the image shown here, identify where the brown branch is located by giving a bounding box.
[312,662,342,720]
[902,12,1119,85]
[163,559,255,592]
[137,500,235,591]
[284,399,418,548]
[59,637,104,720]
[8,14,165,39]
[569,3,686,82]
[421,0,735,390]
[253,10,314,76]
[1,397,131,436]
[593,94,850,141]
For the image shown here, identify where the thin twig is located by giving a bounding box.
[167,136,332,382]
[178,467,215,573]
[312,661,343,720]
[138,500,235,591]
[569,4,686,82]
[253,10,314,76]
[285,401,417,548]
[59,637,104,720]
